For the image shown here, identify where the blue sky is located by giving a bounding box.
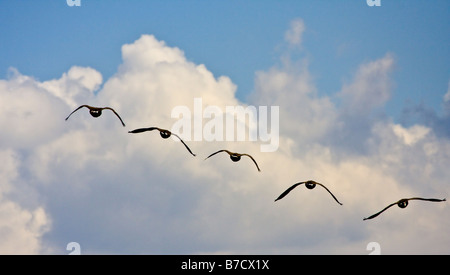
[0,1,449,255]
[1,1,449,120]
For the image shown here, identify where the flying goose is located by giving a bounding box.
[274,180,343,205]
[363,197,446,220]
[128,127,196,156]
[204,150,261,172]
[65,105,126,127]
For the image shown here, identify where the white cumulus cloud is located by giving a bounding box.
[0,149,51,254]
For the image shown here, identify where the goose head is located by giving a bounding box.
[397,199,409,208]
[159,130,171,139]
[229,154,241,162]
[89,109,102,118]
[305,180,317,190]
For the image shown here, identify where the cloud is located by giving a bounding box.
[251,56,336,155]
[38,66,103,108]
[326,53,396,155]
[0,149,51,254]
[392,124,430,146]
[444,81,450,104]
[0,21,449,255]
[284,18,305,48]
[338,53,395,115]
[401,81,450,138]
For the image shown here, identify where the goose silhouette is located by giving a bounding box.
[65,105,126,127]
[128,127,196,157]
[275,180,343,205]
[363,197,446,220]
[204,150,260,172]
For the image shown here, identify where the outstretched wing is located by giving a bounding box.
[274,182,305,202]
[104,107,126,127]
[204,150,229,160]
[315,182,343,205]
[407,197,446,203]
[242,154,261,172]
[128,127,160,134]
[65,105,89,121]
[363,201,398,220]
[171,133,196,157]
